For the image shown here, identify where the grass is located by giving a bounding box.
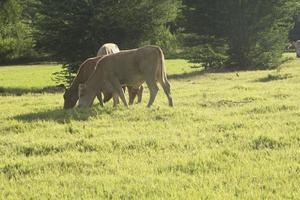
[0,64,60,88]
[0,56,300,199]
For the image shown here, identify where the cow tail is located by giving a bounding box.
[156,47,166,84]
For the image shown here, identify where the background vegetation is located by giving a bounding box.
[33,0,180,83]
[180,0,300,69]
[0,0,35,64]
[1,0,300,82]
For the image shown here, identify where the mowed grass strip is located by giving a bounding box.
[0,57,300,199]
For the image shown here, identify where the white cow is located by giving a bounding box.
[97,43,120,56]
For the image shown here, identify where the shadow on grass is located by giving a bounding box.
[169,69,207,80]
[0,85,65,96]
[168,66,246,80]
[255,73,292,83]
[13,106,110,123]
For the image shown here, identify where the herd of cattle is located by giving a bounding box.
[63,43,173,109]
[62,40,300,109]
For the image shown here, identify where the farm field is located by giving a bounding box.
[0,57,300,199]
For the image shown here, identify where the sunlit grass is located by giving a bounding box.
[0,64,60,88]
[0,55,300,199]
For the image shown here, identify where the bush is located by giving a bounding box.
[34,0,181,84]
[0,0,36,65]
[0,38,16,63]
[179,34,228,70]
[142,26,179,58]
[187,45,227,70]
[181,0,297,70]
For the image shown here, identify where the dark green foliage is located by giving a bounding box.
[290,12,300,41]
[0,0,35,64]
[181,35,228,70]
[181,0,297,70]
[2,0,299,74]
[33,0,180,84]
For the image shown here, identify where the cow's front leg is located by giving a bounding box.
[127,86,135,105]
[117,87,128,107]
[103,92,113,103]
[137,85,143,103]
[96,92,104,107]
[112,92,119,107]
[111,78,128,107]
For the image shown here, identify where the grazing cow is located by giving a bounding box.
[78,45,173,108]
[63,43,143,109]
[63,56,104,109]
[98,43,144,104]
[293,40,300,58]
[63,43,120,109]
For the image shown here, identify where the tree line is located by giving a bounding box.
[1,0,300,82]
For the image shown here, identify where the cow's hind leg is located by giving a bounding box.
[159,78,173,107]
[145,79,158,107]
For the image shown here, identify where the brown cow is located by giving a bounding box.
[78,45,173,108]
[63,43,143,109]
[63,56,103,109]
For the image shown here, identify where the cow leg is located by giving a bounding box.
[103,92,113,103]
[137,85,143,103]
[159,78,173,107]
[145,79,158,107]
[127,86,135,105]
[96,92,104,107]
[111,78,128,107]
[121,86,127,105]
[117,87,128,107]
[115,97,119,104]
[112,92,119,107]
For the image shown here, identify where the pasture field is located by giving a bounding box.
[0,57,300,199]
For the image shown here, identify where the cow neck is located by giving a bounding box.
[86,71,104,95]
[68,74,82,92]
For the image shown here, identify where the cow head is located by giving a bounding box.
[78,84,96,108]
[63,88,79,109]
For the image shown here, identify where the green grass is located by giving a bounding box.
[0,64,60,88]
[1,57,300,199]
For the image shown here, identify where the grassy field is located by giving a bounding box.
[0,56,300,199]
